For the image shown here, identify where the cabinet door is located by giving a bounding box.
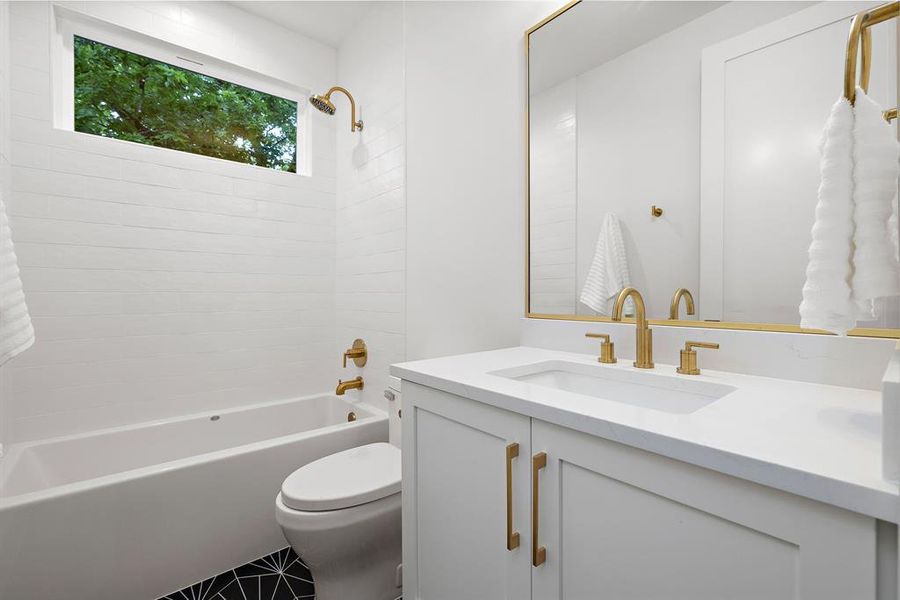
[402,382,532,600]
[531,420,876,600]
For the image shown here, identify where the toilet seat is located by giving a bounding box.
[281,442,400,511]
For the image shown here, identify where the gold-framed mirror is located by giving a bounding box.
[526,0,900,338]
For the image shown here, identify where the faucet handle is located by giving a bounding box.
[677,341,719,375]
[342,338,368,368]
[585,332,617,364]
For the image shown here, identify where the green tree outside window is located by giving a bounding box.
[74,36,298,173]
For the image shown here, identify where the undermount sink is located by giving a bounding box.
[490,360,736,415]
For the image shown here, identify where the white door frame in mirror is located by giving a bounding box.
[700,0,894,329]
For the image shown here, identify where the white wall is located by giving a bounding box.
[405,0,557,360]
[568,1,812,320]
[335,2,404,413]
[0,0,11,447]
[0,2,8,182]
[529,77,577,315]
[718,4,897,325]
[4,1,339,442]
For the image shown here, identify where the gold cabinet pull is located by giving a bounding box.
[506,443,520,551]
[532,452,547,567]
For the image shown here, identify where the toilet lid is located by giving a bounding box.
[281,443,401,511]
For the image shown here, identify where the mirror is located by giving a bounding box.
[527,0,899,336]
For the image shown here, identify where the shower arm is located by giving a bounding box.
[325,86,364,132]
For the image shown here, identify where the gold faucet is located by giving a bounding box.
[670,287,695,320]
[611,287,653,369]
[677,341,719,375]
[585,332,617,363]
[336,376,364,395]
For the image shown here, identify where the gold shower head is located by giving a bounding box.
[309,94,335,115]
[309,86,363,132]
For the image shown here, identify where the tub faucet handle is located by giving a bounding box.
[343,338,368,368]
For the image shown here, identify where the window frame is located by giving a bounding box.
[51,6,311,175]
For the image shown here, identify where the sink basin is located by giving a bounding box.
[490,360,736,414]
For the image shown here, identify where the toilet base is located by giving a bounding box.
[307,559,401,600]
[276,492,401,600]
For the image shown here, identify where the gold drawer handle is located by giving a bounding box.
[532,452,547,567]
[506,443,520,551]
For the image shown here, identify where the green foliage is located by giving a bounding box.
[74,36,298,172]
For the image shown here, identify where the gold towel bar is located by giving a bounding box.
[844,2,898,121]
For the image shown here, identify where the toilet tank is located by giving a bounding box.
[386,376,402,449]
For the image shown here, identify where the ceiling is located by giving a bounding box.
[229,1,374,48]
[529,1,727,94]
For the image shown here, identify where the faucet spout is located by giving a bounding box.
[611,287,646,327]
[670,287,695,320]
[611,287,654,369]
[335,376,364,395]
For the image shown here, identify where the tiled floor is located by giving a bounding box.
[159,547,315,600]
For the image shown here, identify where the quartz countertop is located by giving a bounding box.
[391,346,898,522]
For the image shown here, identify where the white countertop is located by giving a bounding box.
[391,346,898,523]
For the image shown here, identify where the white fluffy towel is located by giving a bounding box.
[800,90,900,335]
[799,97,857,334]
[0,192,34,365]
[579,213,633,316]
[851,88,900,319]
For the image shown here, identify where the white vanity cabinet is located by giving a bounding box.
[401,382,533,600]
[531,419,876,600]
[402,382,879,600]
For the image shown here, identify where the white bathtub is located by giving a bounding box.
[0,394,387,600]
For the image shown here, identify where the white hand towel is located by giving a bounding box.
[0,193,34,365]
[851,87,900,319]
[579,213,633,316]
[799,97,858,334]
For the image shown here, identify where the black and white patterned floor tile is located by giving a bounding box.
[159,547,315,600]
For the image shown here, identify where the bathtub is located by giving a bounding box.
[0,394,387,600]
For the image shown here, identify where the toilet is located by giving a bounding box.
[276,380,403,600]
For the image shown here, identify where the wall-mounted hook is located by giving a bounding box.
[651,205,663,218]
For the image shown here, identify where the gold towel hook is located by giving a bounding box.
[843,2,898,121]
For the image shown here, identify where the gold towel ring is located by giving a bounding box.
[843,2,898,121]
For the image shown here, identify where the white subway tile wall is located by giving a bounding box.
[335,3,405,413]
[529,78,577,315]
[4,1,341,442]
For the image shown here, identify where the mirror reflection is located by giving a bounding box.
[528,1,899,331]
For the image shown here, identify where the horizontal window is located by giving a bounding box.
[73,36,299,173]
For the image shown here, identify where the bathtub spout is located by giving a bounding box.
[335,376,364,395]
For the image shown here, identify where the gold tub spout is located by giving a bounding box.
[336,376,364,395]
[611,287,654,369]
